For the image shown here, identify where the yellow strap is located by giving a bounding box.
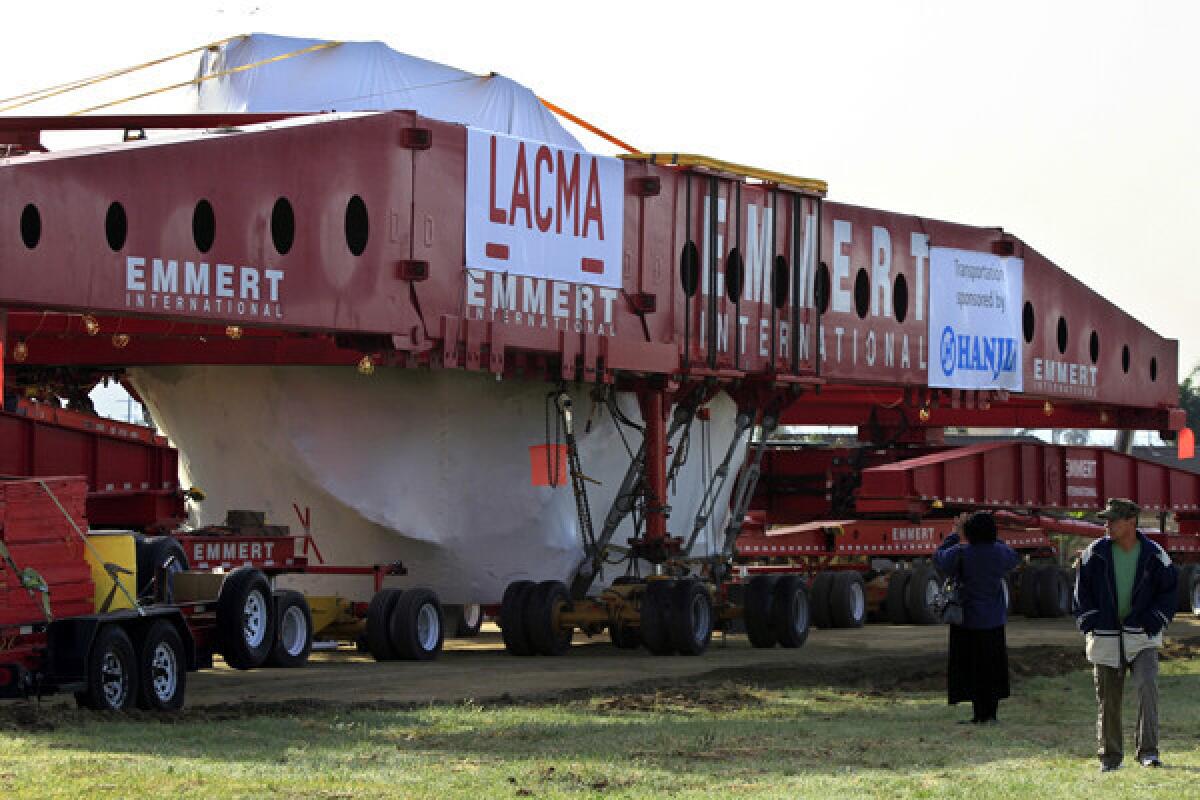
[0,36,243,114]
[70,40,343,116]
[620,152,828,195]
[538,96,641,155]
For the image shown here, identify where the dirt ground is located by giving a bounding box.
[32,615,1193,713]
[4,617,1197,720]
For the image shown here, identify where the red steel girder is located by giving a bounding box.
[0,111,1180,419]
[735,516,1056,560]
[857,441,1200,515]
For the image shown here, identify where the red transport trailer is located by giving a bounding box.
[0,408,455,710]
[0,474,446,710]
[739,438,1200,630]
[0,111,1192,661]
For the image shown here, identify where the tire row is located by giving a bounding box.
[1176,564,1200,616]
[364,587,445,661]
[1014,564,1073,618]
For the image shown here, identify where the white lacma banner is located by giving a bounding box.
[465,128,624,289]
[927,247,1024,391]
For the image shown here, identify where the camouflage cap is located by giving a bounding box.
[1097,497,1140,520]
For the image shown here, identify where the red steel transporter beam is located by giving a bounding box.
[0,111,1188,569]
[0,112,1181,422]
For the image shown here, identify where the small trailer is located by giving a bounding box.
[0,475,453,712]
[736,438,1200,631]
[0,476,197,710]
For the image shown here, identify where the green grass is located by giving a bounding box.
[1,657,1198,799]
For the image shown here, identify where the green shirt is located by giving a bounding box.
[1111,539,1141,622]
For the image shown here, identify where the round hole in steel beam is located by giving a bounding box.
[1022,301,1035,343]
[345,195,369,256]
[1089,330,1100,364]
[771,255,789,309]
[20,204,40,249]
[1150,357,1158,382]
[724,247,743,302]
[105,202,127,251]
[271,197,295,255]
[192,199,215,253]
[893,273,909,323]
[1121,344,1130,374]
[679,240,699,297]
[815,262,831,314]
[1056,316,1068,354]
[853,268,870,319]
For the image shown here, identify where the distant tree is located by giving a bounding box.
[1060,429,1090,446]
[1182,365,1200,433]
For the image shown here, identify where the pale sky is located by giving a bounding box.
[3,0,1197,383]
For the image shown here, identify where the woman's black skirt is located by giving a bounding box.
[947,624,1010,705]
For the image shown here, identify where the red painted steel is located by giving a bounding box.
[0,113,311,134]
[857,441,1200,515]
[0,408,182,530]
[639,390,669,543]
[176,534,305,572]
[0,112,1180,428]
[735,516,1056,561]
[0,477,93,629]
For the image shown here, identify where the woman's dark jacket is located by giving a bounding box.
[933,533,1019,629]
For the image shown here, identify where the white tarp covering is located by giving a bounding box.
[194,34,582,149]
[131,367,746,603]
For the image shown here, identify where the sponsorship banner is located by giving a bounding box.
[928,247,1023,391]
[466,128,624,289]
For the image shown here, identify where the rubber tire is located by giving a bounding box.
[810,572,835,629]
[1035,566,1070,618]
[216,567,275,670]
[830,571,867,628]
[744,574,779,648]
[389,587,444,661]
[77,625,139,711]
[1017,565,1043,618]
[365,588,403,661]
[609,620,642,649]
[1190,567,1200,618]
[524,580,573,656]
[500,580,537,656]
[447,604,484,637]
[884,570,912,624]
[1176,564,1196,614]
[905,564,941,625]
[771,575,811,648]
[639,580,676,655]
[669,579,713,656]
[135,536,188,600]
[136,620,186,711]
[266,590,313,668]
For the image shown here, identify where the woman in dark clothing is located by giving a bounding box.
[934,511,1020,724]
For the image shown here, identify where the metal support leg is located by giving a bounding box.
[683,411,754,555]
[711,412,780,583]
[639,390,669,544]
[568,393,699,600]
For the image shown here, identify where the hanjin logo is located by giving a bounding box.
[938,325,1017,379]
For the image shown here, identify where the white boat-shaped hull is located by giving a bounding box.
[132,367,746,602]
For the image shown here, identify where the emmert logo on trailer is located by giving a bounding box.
[938,325,1018,379]
[465,129,624,291]
[124,256,285,320]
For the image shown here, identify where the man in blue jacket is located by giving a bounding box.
[1073,498,1178,772]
